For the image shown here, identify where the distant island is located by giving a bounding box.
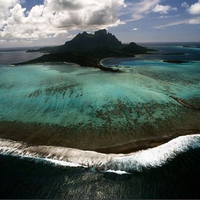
[15,29,154,71]
[183,45,200,49]
[163,60,189,64]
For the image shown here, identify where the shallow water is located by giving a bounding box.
[0,62,199,125]
[0,53,200,150]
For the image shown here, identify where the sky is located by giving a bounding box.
[0,0,200,48]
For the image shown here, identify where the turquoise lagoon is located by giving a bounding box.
[0,53,200,147]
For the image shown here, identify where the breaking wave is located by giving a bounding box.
[0,134,200,174]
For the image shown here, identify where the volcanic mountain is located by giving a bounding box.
[19,29,152,71]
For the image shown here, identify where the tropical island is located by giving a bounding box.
[6,30,199,153]
[163,60,189,64]
[15,29,153,72]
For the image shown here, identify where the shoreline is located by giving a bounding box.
[1,132,200,174]
[14,58,123,73]
[0,121,199,154]
[93,129,200,153]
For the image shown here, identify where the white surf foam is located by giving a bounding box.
[105,134,200,172]
[0,134,200,173]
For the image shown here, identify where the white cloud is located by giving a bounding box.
[155,16,200,29]
[154,1,200,29]
[0,39,6,44]
[132,28,138,31]
[159,14,180,19]
[125,0,160,22]
[188,17,200,24]
[45,0,125,28]
[9,4,26,24]
[152,4,177,14]
[124,1,177,23]
[0,0,126,41]
[155,20,187,29]
[181,2,189,8]
[188,1,200,15]
[0,0,19,28]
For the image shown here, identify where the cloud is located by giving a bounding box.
[0,39,6,44]
[125,0,160,21]
[155,20,187,29]
[188,17,200,24]
[47,0,126,28]
[154,1,200,29]
[0,0,126,41]
[132,28,138,31]
[0,0,19,28]
[152,4,177,14]
[188,0,200,15]
[181,2,189,8]
[44,0,86,11]
[159,14,180,19]
[124,1,177,23]
[155,16,200,29]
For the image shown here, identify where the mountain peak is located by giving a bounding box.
[94,29,107,36]
[60,29,122,52]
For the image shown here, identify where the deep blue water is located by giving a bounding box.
[0,43,200,199]
[1,148,200,199]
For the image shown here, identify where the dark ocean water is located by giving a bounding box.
[0,47,44,64]
[1,148,200,199]
[0,43,200,199]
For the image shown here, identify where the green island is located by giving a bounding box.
[15,29,153,72]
